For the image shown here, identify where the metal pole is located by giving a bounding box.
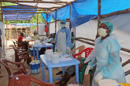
[96,0,101,39]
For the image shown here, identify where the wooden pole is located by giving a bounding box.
[37,13,39,32]
[55,10,57,33]
[69,3,72,30]
[96,0,101,39]
[46,13,49,37]
[1,0,68,3]
[0,2,3,22]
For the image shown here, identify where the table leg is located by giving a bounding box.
[33,47,35,60]
[62,67,65,76]
[75,64,79,83]
[49,68,53,83]
[36,48,39,60]
[41,63,45,81]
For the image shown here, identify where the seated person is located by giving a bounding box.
[17,33,24,47]
[85,21,126,86]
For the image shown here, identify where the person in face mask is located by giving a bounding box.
[85,21,126,86]
[55,20,72,54]
[97,21,113,39]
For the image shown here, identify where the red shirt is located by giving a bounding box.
[18,35,23,43]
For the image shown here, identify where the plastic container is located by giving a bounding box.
[30,60,40,74]
[98,79,119,86]
[45,49,53,61]
[119,83,130,86]
[52,54,60,64]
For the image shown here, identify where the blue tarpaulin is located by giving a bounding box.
[2,0,130,27]
[49,0,130,28]
[2,5,36,20]
[72,0,130,15]
[71,3,96,28]
[41,13,52,23]
[56,6,70,20]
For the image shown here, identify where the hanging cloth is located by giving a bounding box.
[45,25,48,32]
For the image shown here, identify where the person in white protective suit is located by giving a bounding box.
[55,20,72,54]
[85,21,126,86]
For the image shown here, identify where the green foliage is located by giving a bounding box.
[1,2,46,24]
[3,20,30,24]
[2,2,16,6]
[30,14,45,23]
[3,13,46,24]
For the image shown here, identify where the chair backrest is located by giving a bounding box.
[73,47,94,59]
[8,74,56,86]
[13,46,30,63]
[1,59,27,80]
[72,45,85,59]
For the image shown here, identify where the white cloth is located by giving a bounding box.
[57,31,66,54]
[98,79,119,86]
[95,72,103,83]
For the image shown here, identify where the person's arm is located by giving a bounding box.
[88,56,97,69]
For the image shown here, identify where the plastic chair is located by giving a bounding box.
[0,59,30,80]
[56,45,85,75]
[8,74,56,86]
[13,46,31,65]
[72,45,85,59]
[73,47,94,84]
[73,47,94,60]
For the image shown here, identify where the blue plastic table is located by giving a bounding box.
[33,43,53,60]
[40,55,80,83]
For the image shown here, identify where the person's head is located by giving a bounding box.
[34,30,38,35]
[60,20,66,28]
[20,33,24,37]
[98,21,113,39]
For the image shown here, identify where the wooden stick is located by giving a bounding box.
[96,0,101,39]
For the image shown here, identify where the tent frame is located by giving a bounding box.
[1,0,76,12]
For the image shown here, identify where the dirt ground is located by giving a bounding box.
[0,62,76,86]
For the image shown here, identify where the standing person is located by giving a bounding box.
[33,30,40,40]
[55,20,72,54]
[17,32,24,47]
[85,21,126,86]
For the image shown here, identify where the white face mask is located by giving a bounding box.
[98,28,107,37]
